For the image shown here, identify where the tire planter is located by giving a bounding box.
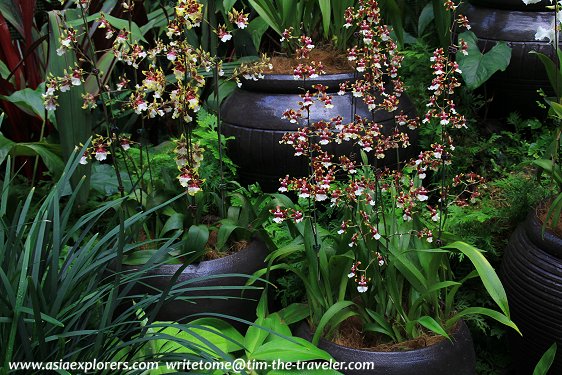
[462,3,559,117]
[117,238,268,326]
[296,321,476,375]
[501,209,562,374]
[221,73,418,192]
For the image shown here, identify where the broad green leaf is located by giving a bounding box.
[1,84,46,121]
[0,137,64,176]
[216,223,241,251]
[161,213,185,236]
[181,224,209,257]
[418,3,434,37]
[533,343,557,375]
[416,316,450,340]
[104,14,147,43]
[47,11,92,202]
[223,0,237,12]
[187,318,245,352]
[245,317,269,354]
[444,242,510,317]
[277,303,309,325]
[90,163,132,196]
[246,16,270,51]
[547,99,562,119]
[250,337,332,362]
[457,31,512,90]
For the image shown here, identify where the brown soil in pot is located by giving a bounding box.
[268,48,353,74]
[323,316,449,352]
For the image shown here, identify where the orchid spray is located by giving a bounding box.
[270,0,517,344]
[45,0,270,209]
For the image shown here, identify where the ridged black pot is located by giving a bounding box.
[296,321,475,375]
[501,209,562,374]
[463,3,558,117]
[221,74,418,192]
[117,239,268,325]
[470,0,549,10]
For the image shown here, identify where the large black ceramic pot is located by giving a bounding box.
[296,321,475,375]
[470,0,549,10]
[221,73,418,192]
[118,238,268,326]
[463,3,558,117]
[501,208,562,374]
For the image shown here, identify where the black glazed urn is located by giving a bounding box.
[296,321,476,375]
[501,209,562,374]
[117,238,268,327]
[221,73,418,192]
[463,2,559,117]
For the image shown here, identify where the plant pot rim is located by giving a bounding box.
[526,204,562,258]
[297,319,470,356]
[117,237,267,277]
[239,72,358,93]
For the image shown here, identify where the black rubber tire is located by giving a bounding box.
[296,321,476,375]
[501,209,562,374]
[221,74,418,192]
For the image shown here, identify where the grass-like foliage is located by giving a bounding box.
[0,144,256,373]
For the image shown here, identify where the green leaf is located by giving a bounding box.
[187,318,245,352]
[457,31,512,90]
[161,213,185,237]
[533,343,557,375]
[245,317,269,354]
[248,0,284,36]
[104,14,147,43]
[318,0,331,40]
[47,11,92,202]
[447,307,520,335]
[1,84,46,121]
[416,316,450,340]
[0,60,13,83]
[223,0,237,12]
[251,337,332,362]
[181,225,209,257]
[216,222,240,250]
[16,306,64,327]
[247,17,270,51]
[547,99,562,119]
[444,242,510,317]
[418,3,434,37]
[0,136,65,177]
[532,50,562,97]
[311,301,356,345]
[277,303,310,325]
[90,163,132,196]
[365,309,397,342]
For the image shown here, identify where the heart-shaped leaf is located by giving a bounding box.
[456,31,512,90]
